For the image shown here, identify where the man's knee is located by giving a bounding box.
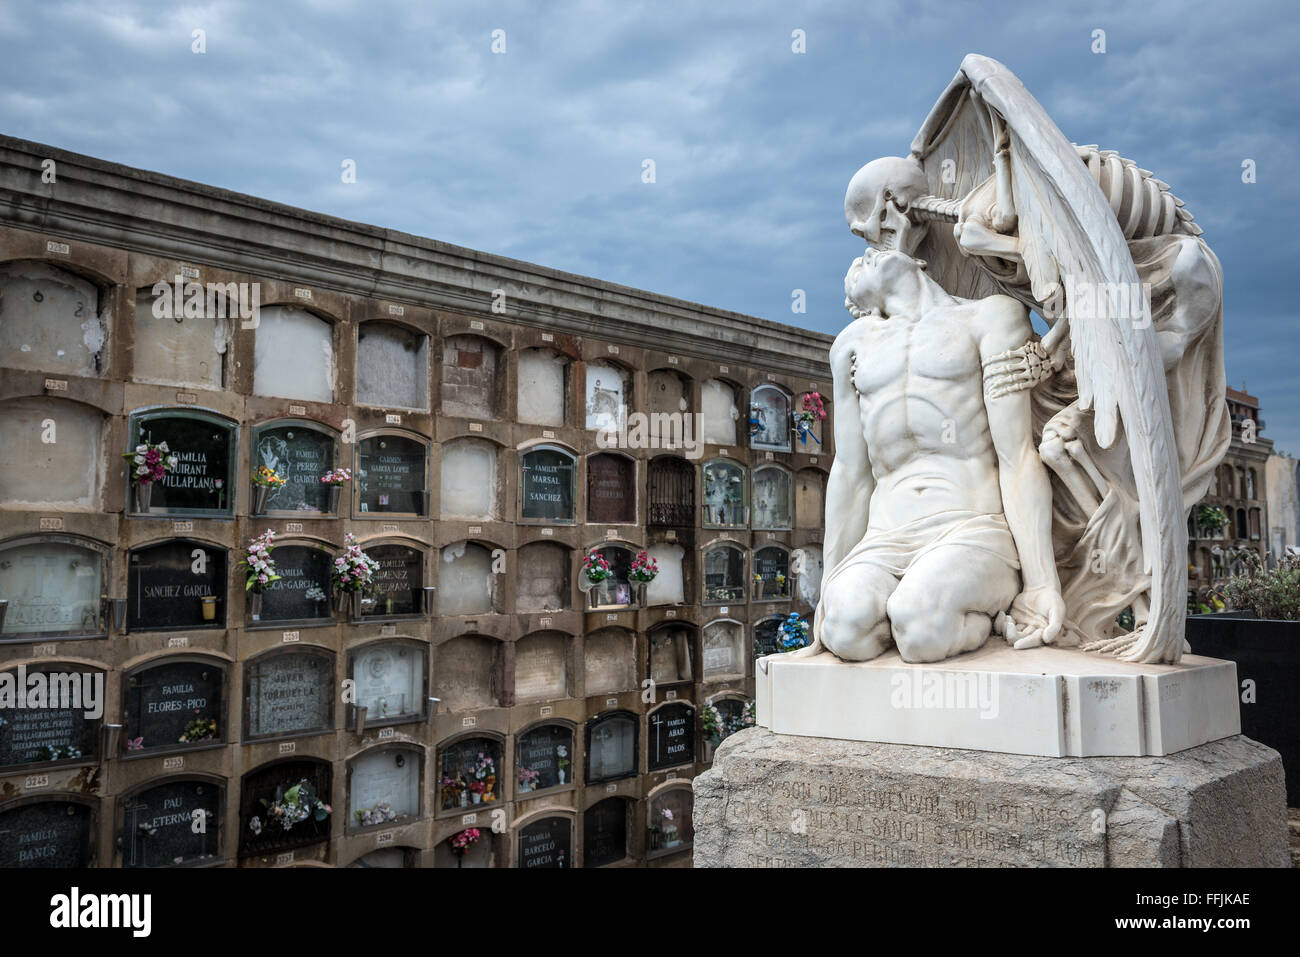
[888,585,977,662]
[820,569,892,661]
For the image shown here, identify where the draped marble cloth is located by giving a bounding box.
[1031,235,1230,646]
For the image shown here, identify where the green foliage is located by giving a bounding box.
[1223,552,1300,620]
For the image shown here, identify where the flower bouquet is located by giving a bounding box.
[583,551,612,584]
[776,613,809,652]
[629,550,659,583]
[320,467,351,513]
[178,714,218,744]
[251,465,287,513]
[518,766,541,793]
[470,752,496,802]
[660,807,680,847]
[793,392,827,445]
[354,802,398,827]
[238,529,281,619]
[250,778,330,837]
[441,775,467,809]
[123,440,178,512]
[332,533,380,616]
[450,827,480,865]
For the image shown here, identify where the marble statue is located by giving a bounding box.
[804,54,1228,666]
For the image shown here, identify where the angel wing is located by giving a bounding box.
[910,55,1187,664]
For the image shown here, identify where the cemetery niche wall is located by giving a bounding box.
[253,422,338,514]
[646,785,693,856]
[701,378,741,447]
[519,445,575,523]
[516,723,573,793]
[513,631,570,702]
[587,452,636,524]
[647,455,694,527]
[702,459,746,528]
[243,649,334,739]
[648,622,694,685]
[120,778,222,867]
[0,798,96,868]
[0,537,107,640]
[438,541,495,616]
[121,657,225,754]
[360,542,425,618]
[126,539,228,631]
[0,664,101,768]
[256,543,334,623]
[516,814,571,868]
[357,433,429,516]
[703,543,746,604]
[356,321,429,410]
[585,361,627,433]
[515,542,569,613]
[433,635,501,711]
[239,759,332,857]
[701,619,745,682]
[132,285,227,389]
[129,410,235,515]
[440,437,498,519]
[349,640,426,728]
[749,384,791,451]
[442,334,502,420]
[582,628,636,695]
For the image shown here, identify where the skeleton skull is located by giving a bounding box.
[844,156,929,255]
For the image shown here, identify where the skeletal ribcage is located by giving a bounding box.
[1074,144,1201,238]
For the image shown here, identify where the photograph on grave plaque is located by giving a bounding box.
[749,384,791,451]
[517,815,571,868]
[122,659,224,753]
[351,641,425,726]
[130,410,234,514]
[127,539,228,631]
[703,543,746,604]
[244,650,333,739]
[239,759,332,856]
[438,736,502,810]
[753,545,792,602]
[584,711,637,783]
[121,778,221,867]
[647,786,693,855]
[647,702,695,771]
[254,423,336,513]
[0,538,105,639]
[586,453,635,524]
[363,544,423,617]
[520,446,575,522]
[751,465,793,530]
[0,800,94,868]
[349,746,421,829]
[258,544,334,623]
[356,434,428,515]
[583,797,628,868]
[516,723,573,793]
[0,665,101,768]
[702,459,746,527]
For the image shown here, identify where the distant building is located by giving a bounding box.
[1265,453,1300,563]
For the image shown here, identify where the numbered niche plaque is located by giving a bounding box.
[122,658,225,754]
[517,815,571,868]
[516,724,573,794]
[0,800,94,868]
[253,423,337,513]
[127,540,228,631]
[121,779,221,867]
[0,665,101,768]
[244,650,333,739]
[647,702,696,771]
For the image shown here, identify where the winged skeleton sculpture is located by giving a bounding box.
[809,55,1228,665]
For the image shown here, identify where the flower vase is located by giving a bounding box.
[333,590,348,614]
[132,482,152,514]
[459,792,468,808]
[349,591,364,619]
[327,484,342,514]
[558,768,566,784]
[200,596,217,622]
[471,792,481,805]
[248,589,263,621]
[252,483,271,515]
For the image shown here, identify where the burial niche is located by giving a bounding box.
[702,543,745,604]
[244,649,333,739]
[647,369,691,416]
[433,635,501,711]
[442,334,501,419]
[121,779,221,867]
[515,541,569,613]
[702,459,746,527]
[583,627,635,695]
[350,641,426,727]
[584,711,637,783]
[584,361,627,432]
[701,619,745,681]
[647,701,695,771]
[583,797,629,868]
[357,433,429,516]
[520,446,575,522]
[587,452,636,524]
[587,544,635,609]
[701,378,741,446]
[356,322,429,410]
[253,305,334,403]
[0,261,105,377]
[362,543,424,618]
[516,724,574,793]
[258,544,333,623]
[644,542,685,606]
[349,746,421,830]
[753,617,782,658]
[648,623,694,684]
[0,800,94,867]
[129,410,235,514]
[647,455,694,527]
[517,348,568,426]
[440,437,497,519]
[647,786,694,855]
[132,285,227,389]
[750,384,791,450]
[0,665,101,768]
[517,815,571,868]
[753,545,792,602]
[438,736,503,809]
[0,538,105,639]
[514,631,570,702]
[350,847,418,868]
[122,658,224,754]
[796,469,826,528]
[435,830,494,868]
[438,541,495,616]
[253,422,337,513]
[752,466,793,530]
[126,539,227,631]
[239,759,332,857]
[0,398,105,507]
[796,545,824,606]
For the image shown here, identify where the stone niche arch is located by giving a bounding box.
[516,540,570,613]
[436,732,505,811]
[585,542,638,609]
[253,305,335,403]
[119,775,223,867]
[0,534,109,640]
[349,846,420,868]
[517,347,569,426]
[583,796,631,867]
[702,458,747,528]
[513,630,573,702]
[516,721,576,795]
[121,654,227,755]
[243,646,335,739]
[646,781,694,857]
[127,407,237,516]
[583,627,636,695]
[434,634,503,711]
[438,540,498,616]
[514,810,574,868]
[753,544,792,602]
[238,757,332,858]
[442,334,503,419]
[701,618,745,682]
[584,712,638,785]
[519,444,576,523]
[586,451,637,525]
[795,543,824,606]
[0,795,99,867]
[700,378,742,447]
[751,464,793,530]
[440,437,499,519]
[252,419,341,515]
[132,283,229,389]
[356,320,429,410]
[125,538,228,631]
[0,397,107,509]
[0,260,107,377]
[702,542,746,604]
[356,430,430,517]
[647,455,695,527]
[0,661,103,769]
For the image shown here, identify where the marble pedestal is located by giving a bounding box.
[756,644,1240,757]
[692,729,1290,867]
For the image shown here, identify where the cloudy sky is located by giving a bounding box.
[2,0,1297,450]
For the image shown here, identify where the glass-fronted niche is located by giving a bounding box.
[255,544,333,624]
[647,786,694,855]
[127,539,228,631]
[244,649,334,739]
[349,641,426,728]
[0,665,102,769]
[701,619,745,681]
[0,537,107,640]
[121,658,225,755]
[750,385,791,451]
[583,797,628,868]
[121,779,221,868]
[753,617,782,659]
[702,543,746,604]
[647,701,695,771]
[751,466,793,530]
[516,814,572,869]
[702,459,746,528]
[753,545,792,602]
[585,711,637,784]
[0,261,105,377]
[239,759,332,857]
[360,543,426,618]
[253,422,339,514]
[438,736,503,810]
[356,322,429,411]
[128,409,235,515]
[348,746,422,830]
[519,446,576,523]
[586,544,636,609]
[516,724,573,794]
[0,799,95,867]
[356,433,429,516]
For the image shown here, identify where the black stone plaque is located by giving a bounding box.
[584,712,637,783]
[520,449,574,521]
[122,779,221,867]
[357,435,426,515]
[516,724,572,792]
[260,545,333,622]
[647,702,695,771]
[135,414,233,513]
[123,660,224,753]
[127,540,228,631]
[245,651,332,738]
[0,668,100,768]
[753,618,781,658]
[587,454,635,524]
[0,801,93,868]
[364,545,422,616]
[582,798,627,868]
[518,816,570,869]
[239,760,331,856]
[256,425,334,512]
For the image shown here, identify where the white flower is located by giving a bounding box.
[135,444,147,454]
[157,442,169,453]
[133,454,145,465]
[136,465,149,476]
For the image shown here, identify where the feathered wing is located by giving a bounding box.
[912,54,1187,663]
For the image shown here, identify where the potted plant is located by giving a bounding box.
[332,533,380,618]
[1193,504,1230,538]
[238,529,281,621]
[251,465,287,514]
[792,391,827,446]
[123,439,178,513]
[450,827,480,867]
[320,467,351,514]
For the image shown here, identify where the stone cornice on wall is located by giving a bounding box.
[0,134,833,378]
